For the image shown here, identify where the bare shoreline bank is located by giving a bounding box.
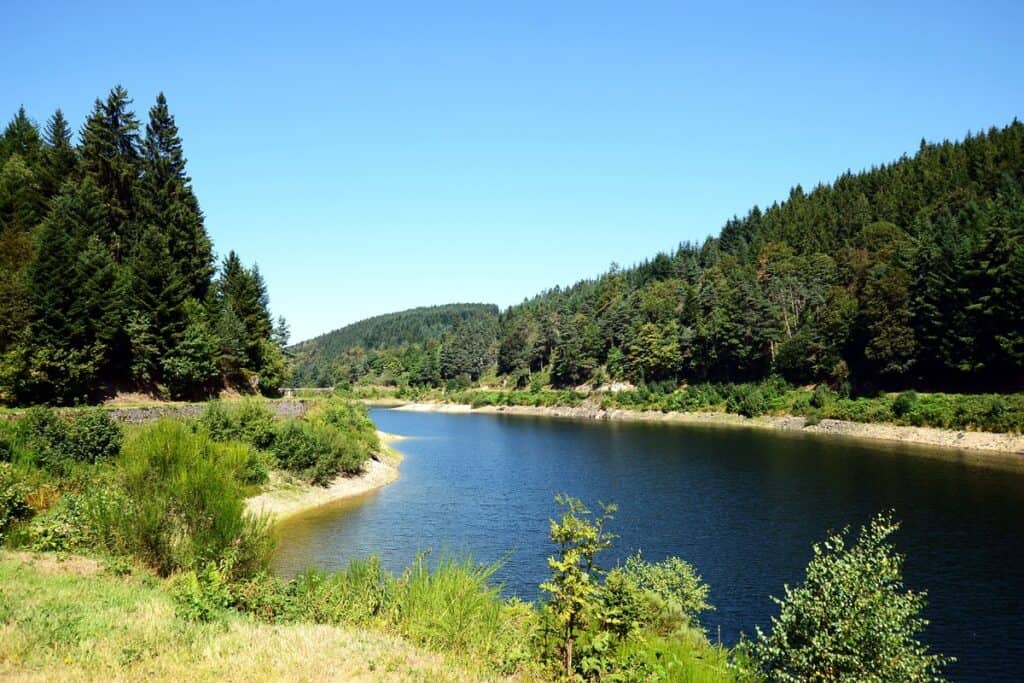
[390,401,1024,457]
[246,431,406,521]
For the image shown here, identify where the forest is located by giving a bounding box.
[0,87,287,405]
[298,121,1024,397]
[290,303,498,388]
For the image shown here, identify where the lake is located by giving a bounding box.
[274,408,1024,682]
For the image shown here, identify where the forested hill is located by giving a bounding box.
[497,121,1024,393]
[289,304,498,387]
[0,88,288,405]
[299,121,1024,394]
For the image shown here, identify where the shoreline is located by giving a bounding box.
[390,401,1024,456]
[245,431,406,521]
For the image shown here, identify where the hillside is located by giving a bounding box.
[289,303,498,386]
[297,121,1024,395]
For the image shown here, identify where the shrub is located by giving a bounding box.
[0,463,31,542]
[810,384,833,409]
[271,420,366,485]
[892,390,919,419]
[288,557,390,625]
[726,385,767,418]
[198,398,276,449]
[743,512,952,682]
[803,408,823,427]
[12,406,69,470]
[65,409,122,463]
[171,562,233,622]
[114,419,274,577]
[621,552,712,634]
[308,400,380,454]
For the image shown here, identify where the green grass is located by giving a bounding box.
[0,551,505,682]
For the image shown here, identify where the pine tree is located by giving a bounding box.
[79,85,141,258]
[39,109,78,199]
[138,93,213,299]
[0,107,43,165]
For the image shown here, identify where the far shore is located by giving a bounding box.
[389,401,1024,457]
[246,431,406,521]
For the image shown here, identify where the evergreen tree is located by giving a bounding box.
[39,109,78,199]
[79,85,141,258]
[138,93,213,299]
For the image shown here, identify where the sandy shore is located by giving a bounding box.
[246,431,406,521]
[392,402,1024,456]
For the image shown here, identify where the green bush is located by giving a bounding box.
[892,390,918,419]
[0,463,31,542]
[198,398,276,449]
[271,420,366,485]
[742,512,952,682]
[171,562,233,622]
[12,406,69,470]
[621,552,712,634]
[113,419,274,577]
[810,384,833,409]
[725,385,768,418]
[65,409,122,463]
[288,557,390,625]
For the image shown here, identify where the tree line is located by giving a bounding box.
[0,87,288,405]
[301,121,1024,395]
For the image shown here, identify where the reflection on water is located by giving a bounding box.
[273,409,1024,682]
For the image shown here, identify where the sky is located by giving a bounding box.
[4,1,1023,343]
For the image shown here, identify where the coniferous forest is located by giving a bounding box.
[296,121,1024,397]
[0,87,288,405]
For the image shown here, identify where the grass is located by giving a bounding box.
[0,551,520,682]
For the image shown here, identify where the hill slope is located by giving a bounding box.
[290,303,498,386]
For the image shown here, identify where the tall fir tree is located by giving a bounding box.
[79,85,141,258]
[138,93,213,299]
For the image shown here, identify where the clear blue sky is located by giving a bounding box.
[5,1,1023,342]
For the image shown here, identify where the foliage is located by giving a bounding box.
[0,91,288,405]
[0,463,30,541]
[198,398,276,449]
[621,552,713,634]
[540,494,618,677]
[170,561,234,623]
[742,512,952,682]
[288,121,1024,404]
[64,408,122,463]
[270,417,370,485]
[289,304,498,387]
[111,419,274,577]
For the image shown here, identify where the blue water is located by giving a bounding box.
[273,408,1024,681]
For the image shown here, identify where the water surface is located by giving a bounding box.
[274,409,1024,682]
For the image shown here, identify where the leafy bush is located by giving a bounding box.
[725,385,768,418]
[810,384,834,409]
[18,477,128,552]
[0,463,31,542]
[171,561,233,622]
[271,420,365,485]
[621,552,712,634]
[287,557,390,625]
[12,406,69,470]
[742,512,952,682]
[892,390,919,419]
[65,409,122,463]
[198,398,276,449]
[113,419,274,577]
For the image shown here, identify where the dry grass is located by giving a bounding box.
[0,551,515,682]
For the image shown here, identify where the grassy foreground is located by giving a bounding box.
[0,551,507,682]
